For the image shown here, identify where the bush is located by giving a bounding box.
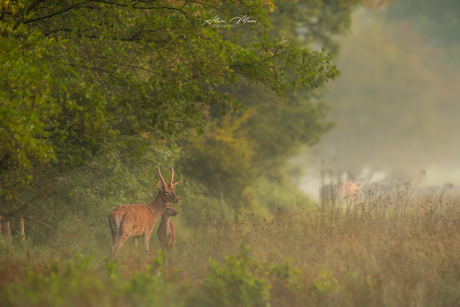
[203,244,271,307]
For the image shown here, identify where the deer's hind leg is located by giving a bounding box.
[110,231,131,258]
[108,215,117,244]
[110,217,132,258]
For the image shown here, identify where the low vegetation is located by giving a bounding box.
[1,183,459,307]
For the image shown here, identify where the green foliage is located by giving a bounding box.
[4,192,460,307]
[0,23,60,195]
[204,244,271,307]
[175,0,385,218]
[0,0,376,237]
[269,0,367,51]
[0,248,385,307]
[0,246,310,307]
[313,270,342,295]
[120,254,174,306]
[177,178,231,227]
[267,257,304,294]
[233,84,334,163]
[4,255,105,306]
[198,243,317,307]
[1,140,181,247]
[2,252,183,307]
[179,91,325,217]
[179,112,257,218]
[0,0,341,200]
[227,0,388,51]
[0,234,6,250]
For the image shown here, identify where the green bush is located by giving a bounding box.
[204,244,271,307]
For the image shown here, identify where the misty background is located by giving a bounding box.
[294,6,460,199]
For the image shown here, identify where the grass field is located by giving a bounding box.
[1,184,460,306]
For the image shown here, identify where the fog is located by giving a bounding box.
[293,9,460,199]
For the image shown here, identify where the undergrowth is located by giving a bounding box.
[1,184,460,306]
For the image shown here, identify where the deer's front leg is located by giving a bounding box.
[133,237,138,247]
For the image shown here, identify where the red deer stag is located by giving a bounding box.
[339,181,360,201]
[320,181,360,202]
[157,206,179,250]
[108,166,180,257]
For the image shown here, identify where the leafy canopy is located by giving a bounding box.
[0,0,341,197]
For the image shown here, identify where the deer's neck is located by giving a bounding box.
[149,193,169,221]
[160,215,171,236]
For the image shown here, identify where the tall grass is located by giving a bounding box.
[1,183,460,306]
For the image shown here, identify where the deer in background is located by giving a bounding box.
[320,181,360,203]
[339,181,360,201]
[157,206,179,250]
[108,166,181,257]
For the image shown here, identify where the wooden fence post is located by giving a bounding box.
[19,216,25,246]
[3,218,12,245]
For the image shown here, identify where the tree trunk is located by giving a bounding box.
[19,216,25,245]
[3,218,12,245]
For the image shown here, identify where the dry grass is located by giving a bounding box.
[1,183,460,306]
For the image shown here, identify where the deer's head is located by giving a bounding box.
[163,206,179,217]
[157,166,181,204]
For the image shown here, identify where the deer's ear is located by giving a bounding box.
[157,179,165,190]
[172,181,180,188]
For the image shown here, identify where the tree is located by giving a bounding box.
[0,0,340,201]
[179,112,256,222]
[178,0,388,217]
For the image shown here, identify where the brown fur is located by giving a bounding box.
[320,181,360,202]
[108,167,181,257]
[157,206,179,250]
[339,181,360,200]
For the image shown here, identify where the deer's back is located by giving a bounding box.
[109,204,156,235]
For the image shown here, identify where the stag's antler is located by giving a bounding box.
[170,167,174,185]
[157,166,167,187]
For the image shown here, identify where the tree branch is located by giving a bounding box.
[22,216,53,228]
[9,188,51,216]
[23,1,92,24]
[93,1,187,15]
[27,0,47,13]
